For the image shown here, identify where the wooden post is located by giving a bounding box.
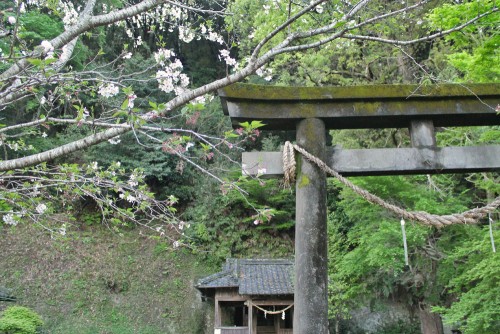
[294,118,328,333]
[215,297,220,328]
[248,299,253,334]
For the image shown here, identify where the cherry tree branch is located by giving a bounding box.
[0,38,79,108]
[263,0,428,56]
[337,0,430,35]
[0,49,266,172]
[0,127,129,172]
[0,0,166,81]
[250,0,328,62]
[0,166,181,235]
[165,0,228,16]
[344,7,498,45]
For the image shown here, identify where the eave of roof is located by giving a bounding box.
[196,258,294,296]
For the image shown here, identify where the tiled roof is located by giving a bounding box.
[0,286,16,302]
[196,258,294,296]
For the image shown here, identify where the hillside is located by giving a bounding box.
[0,224,216,334]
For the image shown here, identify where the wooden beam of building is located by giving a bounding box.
[219,83,500,130]
[242,146,500,177]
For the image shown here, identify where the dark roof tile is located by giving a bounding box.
[196,259,293,296]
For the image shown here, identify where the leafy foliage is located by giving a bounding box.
[18,11,63,45]
[433,229,500,334]
[0,306,44,334]
[427,0,500,82]
[182,174,294,264]
[327,174,480,329]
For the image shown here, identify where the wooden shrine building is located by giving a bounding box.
[196,259,294,334]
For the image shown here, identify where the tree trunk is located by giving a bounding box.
[397,53,414,83]
[419,308,444,334]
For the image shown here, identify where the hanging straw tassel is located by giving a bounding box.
[401,218,409,266]
[489,213,496,253]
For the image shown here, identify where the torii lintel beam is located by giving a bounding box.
[219,83,500,130]
[243,146,500,177]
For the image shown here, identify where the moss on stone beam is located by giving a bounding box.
[219,83,500,101]
[219,83,500,130]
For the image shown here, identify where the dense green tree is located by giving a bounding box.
[427,0,499,82]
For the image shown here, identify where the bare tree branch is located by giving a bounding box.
[250,0,328,62]
[0,127,129,172]
[344,7,498,46]
[165,0,228,16]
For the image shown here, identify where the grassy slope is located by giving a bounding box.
[0,224,216,334]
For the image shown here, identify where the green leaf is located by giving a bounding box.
[149,101,158,109]
[26,58,43,67]
[121,99,129,110]
[112,111,128,118]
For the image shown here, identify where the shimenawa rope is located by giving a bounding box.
[245,301,294,315]
[283,141,499,228]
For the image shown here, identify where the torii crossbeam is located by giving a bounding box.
[219,83,500,333]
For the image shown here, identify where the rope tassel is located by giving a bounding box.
[401,219,409,266]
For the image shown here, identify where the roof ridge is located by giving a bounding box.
[196,258,294,295]
[196,269,236,287]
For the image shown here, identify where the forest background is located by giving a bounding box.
[0,0,498,333]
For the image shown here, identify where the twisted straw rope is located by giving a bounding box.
[283,140,296,188]
[245,301,294,315]
[283,141,500,228]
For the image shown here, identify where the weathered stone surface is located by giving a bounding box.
[294,118,328,334]
[410,120,436,148]
[242,146,500,176]
[219,83,500,130]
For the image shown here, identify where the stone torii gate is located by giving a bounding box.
[218,83,500,334]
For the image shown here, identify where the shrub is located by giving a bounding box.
[0,306,44,334]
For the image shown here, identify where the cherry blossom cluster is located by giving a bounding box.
[256,66,273,81]
[179,25,195,43]
[124,3,225,49]
[15,1,80,27]
[154,48,175,66]
[200,24,225,44]
[58,1,79,27]
[2,213,18,226]
[219,49,237,67]
[127,93,137,109]
[36,203,47,214]
[154,49,189,95]
[98,83,120,98]
[41,40,54,54]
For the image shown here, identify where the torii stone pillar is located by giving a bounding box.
[295,118,328,333]
[218,83,500,334]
